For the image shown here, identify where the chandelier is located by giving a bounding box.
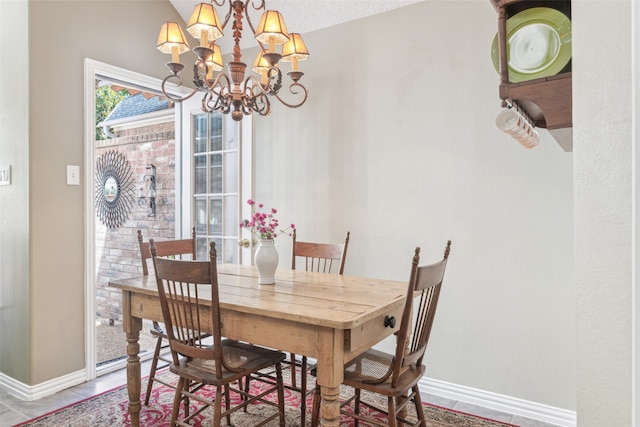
[156,0,309,121]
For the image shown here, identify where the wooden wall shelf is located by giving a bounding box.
[490,0,573,151]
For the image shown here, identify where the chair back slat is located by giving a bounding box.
[392,241,451,388]
[292,230,350,274]
[151,241,223,374]
[138,227,196,275]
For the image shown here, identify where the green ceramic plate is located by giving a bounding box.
[491,7,572,83]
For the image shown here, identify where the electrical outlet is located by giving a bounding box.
[67,165,80,185]
[0,165,10,185]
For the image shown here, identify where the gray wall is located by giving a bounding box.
[0,1,635,425]
[253,0,575,411]
[0,0,183,384]
[0,0,30,383]
[573,1,632,426]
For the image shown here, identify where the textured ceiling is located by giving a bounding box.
[168,0,424,52]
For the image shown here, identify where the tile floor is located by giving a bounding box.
[0,358,560,427]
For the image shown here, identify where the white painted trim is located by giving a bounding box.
[0,370,86,402]
[83,59,98,382]
[419,376,576,427]
[632,0,640,424]
[83,59,191,382]
[240,114,254,265]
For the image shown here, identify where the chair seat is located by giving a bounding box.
[171,340,286,386]
[343,348,426,397]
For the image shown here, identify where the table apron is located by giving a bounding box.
[344,299,403,362]
[129,293,402,359]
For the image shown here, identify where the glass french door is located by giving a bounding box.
[180,98,254,265]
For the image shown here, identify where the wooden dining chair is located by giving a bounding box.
[137,227,201,405]
[289,229,351,424]
[150,240,286,427]
[291,228,350,274]
[311,240,452,427]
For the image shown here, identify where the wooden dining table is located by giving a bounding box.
[109,263,407,427]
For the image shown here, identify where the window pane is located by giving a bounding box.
[209,154,222,193]
[210,197,222,235]
[194,114,208,153]
[194,155,207,194]
[224,151,238,193]
[196,237,208,261]
[224,195,238,236]
[223,239,238,264]
[195,197,207,235]
[210,114,223,151]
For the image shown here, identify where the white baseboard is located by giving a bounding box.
[0,369,87,401]
[419,376,576,427]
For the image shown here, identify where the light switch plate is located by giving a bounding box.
[0,165,10,185]
[67,165,80,185]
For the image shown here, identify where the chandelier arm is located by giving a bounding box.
[266,66,283,95]
[203,73,233,113]
[244,92,271,116]
[214,0,233,29]
[245,74,269,97]
[273,82,309,109]
[238,76,269,116]
[203,90,231,114]
[161,75,200,102]
[244,0,266,35]
[193,61,211,91]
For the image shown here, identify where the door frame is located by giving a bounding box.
[633,0,640,422]
[83,59,189,379]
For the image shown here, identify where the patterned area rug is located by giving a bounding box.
[15,370,515,426]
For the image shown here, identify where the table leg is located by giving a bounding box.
[122,291,143,427]
[319,385,341,427]
[315,328,344,427]
[125,330,141,427]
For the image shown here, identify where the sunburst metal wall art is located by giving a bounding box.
[95,150,135,229]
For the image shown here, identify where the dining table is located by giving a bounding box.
[109,263,407,427]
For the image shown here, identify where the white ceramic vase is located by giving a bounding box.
[254,239,278,285]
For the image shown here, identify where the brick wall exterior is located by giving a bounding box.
[95,119,178,322]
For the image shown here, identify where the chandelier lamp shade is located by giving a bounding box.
[156,0,310,121]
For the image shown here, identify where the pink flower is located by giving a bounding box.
[239,199,294,240]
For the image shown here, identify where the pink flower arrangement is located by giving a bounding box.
[239,199,295,240]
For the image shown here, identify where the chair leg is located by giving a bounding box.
[311,385,321,427]
[388,395,397,427]
[290,352,298,388]
[170,378,186,426]
[412,384,427,427]
[183,381,190,418]
[214,385,223,426]
[144,335,164,405]
[301,356,307,426]
[243,375,251,411]
[276,362,286,427]
[354,388,361,427]
[224,385,232,425]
